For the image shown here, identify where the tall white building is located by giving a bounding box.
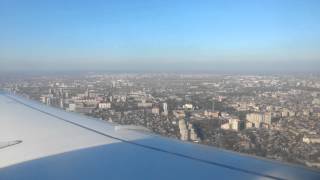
[60,99,64,109]
[162,103,168,115]
[179,119,188,141]
[188,123,200,142]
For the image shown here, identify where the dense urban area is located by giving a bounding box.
[1,73,320,169]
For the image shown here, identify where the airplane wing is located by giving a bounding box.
[0,92,320,180]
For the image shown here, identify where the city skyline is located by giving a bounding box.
[2,73,320,169]
[1,0,320,72]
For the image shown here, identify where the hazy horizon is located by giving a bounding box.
[1,0,320,73]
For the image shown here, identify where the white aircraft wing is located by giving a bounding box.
[0,93,320,180]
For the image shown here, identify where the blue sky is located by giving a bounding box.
[0,0,320,72]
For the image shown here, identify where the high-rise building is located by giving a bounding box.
[64,91,69,98]
[229,118,240,131]
[179,119,188,141]
[162,103,168,116]
[188,123,200,142]
[46,97,51,105]
[60,99,64,109]
[163,103,167,111]
[212,101,215,112]
[221,118,240,131]
[246,112,271,128]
